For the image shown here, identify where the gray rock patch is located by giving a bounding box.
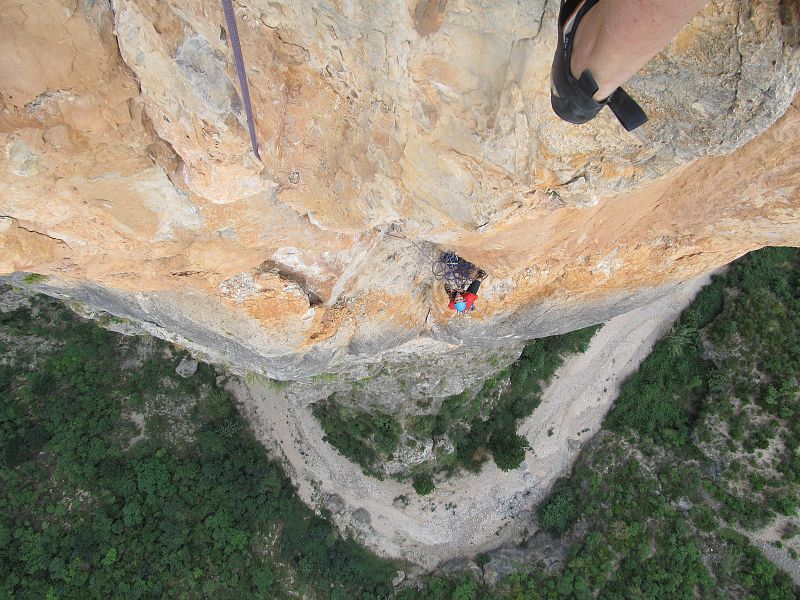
[175,35,236,115]
[175,357,199,378]
[0,286,31,313]
[352,507,371,525]
[323,493,346,515]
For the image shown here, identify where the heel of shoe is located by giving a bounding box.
[606,88,648,131]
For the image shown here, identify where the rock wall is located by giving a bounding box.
[1,0,800,395]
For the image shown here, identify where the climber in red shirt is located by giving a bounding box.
[447,270,487,313]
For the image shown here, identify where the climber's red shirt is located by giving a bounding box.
[448,292,478,311]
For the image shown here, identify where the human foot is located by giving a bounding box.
[551,0,708,129]
[550,0,648,130]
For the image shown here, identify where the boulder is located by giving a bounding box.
[175,357,198,378]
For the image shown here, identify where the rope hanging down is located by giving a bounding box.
[221,0,261,160]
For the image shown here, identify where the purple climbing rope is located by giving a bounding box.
[221,0,261,160]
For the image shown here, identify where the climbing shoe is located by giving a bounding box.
[550,0,648,131]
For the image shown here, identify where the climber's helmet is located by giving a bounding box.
[454,299,467,312]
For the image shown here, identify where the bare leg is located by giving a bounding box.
[570,0,708,101]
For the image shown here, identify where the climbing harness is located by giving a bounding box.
[221,0,261,160]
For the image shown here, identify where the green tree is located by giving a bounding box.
[490,432,527,471]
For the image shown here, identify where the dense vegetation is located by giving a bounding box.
[312,401,402,479]
[0,291,396,599]
[701,248,800,528]
[313,326,599,488]
[606,246,800,529]
[604,275,724,446]
[525,246,800,599]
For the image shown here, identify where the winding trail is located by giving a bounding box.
[230,273,714,570]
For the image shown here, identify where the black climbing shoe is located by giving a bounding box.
[550,0,648,131]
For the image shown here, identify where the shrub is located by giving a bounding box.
[682,278,724,329]
[0,366,12,391]
[22,273,47,284]
[490,432,527,471]
[538,480,578,535]
[412,473,435,496]
[452,577,478,600]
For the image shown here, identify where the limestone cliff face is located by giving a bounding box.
[1,0,800,391]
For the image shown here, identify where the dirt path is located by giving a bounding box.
[230,273,714,570]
